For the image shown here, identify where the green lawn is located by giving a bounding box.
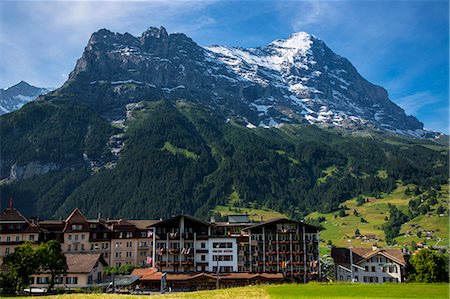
[15,283,449,299]
[266,283,449,298]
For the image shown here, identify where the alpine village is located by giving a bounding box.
[0,6,449,299]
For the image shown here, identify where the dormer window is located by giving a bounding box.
[72,224,83,230]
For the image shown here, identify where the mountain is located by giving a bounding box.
[53,27,427,137]
[0,81,52,114]
[0,27,447,220]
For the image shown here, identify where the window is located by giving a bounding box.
[212,242,232,248]
[72,224,82,230]
[29,235,35,241]
[201,255,206,261]
[6,236,10,242]
[66,277,78,284]
[15,236,20,242]
[116,252,122,258]
[74,244,78,251]
[371,266,376,272]
[38,277,50,284]
[81,234,85,240]
[5,247,10,254]
[201,242,206,248]
[365,266,369,272]
[68,234,72,240]
[68,245,71,251]
[74,234,79,241]
[213,255,233,261]
[81,244,85,251]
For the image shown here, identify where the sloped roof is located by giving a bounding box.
[0,208,29,223]
[65,253,107,273]
[65,208,88,223]
[131,268,162,281]
[243,217,323,231]
[331,247,406,267]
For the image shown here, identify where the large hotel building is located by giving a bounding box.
[0,207,322,288]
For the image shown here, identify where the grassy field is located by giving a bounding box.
[15,283,449,299]
[306,184,449,254]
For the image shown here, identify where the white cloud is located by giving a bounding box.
[0,1,217,88]
[394,92,439,115]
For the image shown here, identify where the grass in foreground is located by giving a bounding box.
[16,283,449,299]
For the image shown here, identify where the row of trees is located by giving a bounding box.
[0,240,66,294]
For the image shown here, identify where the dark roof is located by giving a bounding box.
[242,217,323,231]
[331,247,406,267]
[37,221,64,233]
[152,214,210,227]
[0,208,29,223]
[25,223,41,233]
[214,222,255,227]
[109,219,140,232]
[65,253,108,273]
[65,208,88,223]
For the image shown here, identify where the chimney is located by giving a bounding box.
[210,216,215,223]
[372,244,378,251]
[97,213,101,220]
[260,215,263,222]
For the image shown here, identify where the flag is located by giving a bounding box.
[147,231,153,238]
[146,257,152,265]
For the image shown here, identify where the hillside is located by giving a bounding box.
[0,27,448,221]
[307,184,449,254]
[0,97,448,220]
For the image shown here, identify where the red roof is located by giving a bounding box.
[132,268,284,282]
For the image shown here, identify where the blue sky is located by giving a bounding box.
[0,0,448,133]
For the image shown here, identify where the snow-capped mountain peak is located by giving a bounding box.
[0,81,52,115]
[269,31,313,53]
[60,27,427,137]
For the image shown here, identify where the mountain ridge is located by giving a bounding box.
[50,27,430,137]
[0,26,447,220]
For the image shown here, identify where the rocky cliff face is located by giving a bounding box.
[53,27,426,136]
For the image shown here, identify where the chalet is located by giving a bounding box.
[31,253,108,289]
[332,246,406,283]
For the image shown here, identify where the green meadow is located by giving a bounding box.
[15,283,449,299]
